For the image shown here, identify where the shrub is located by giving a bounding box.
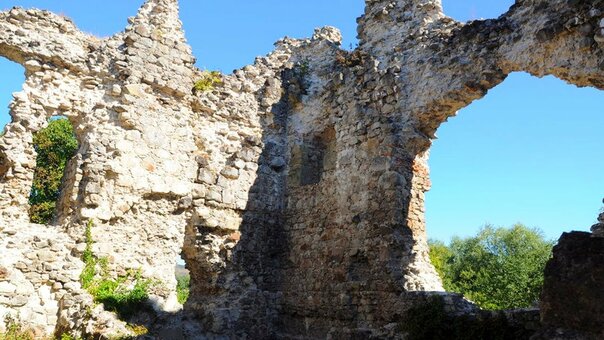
[192,71,223,93]
[176,274,190,304]
[80,221,154,320]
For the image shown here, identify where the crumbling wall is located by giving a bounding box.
[535,231,604,339]
[0,0,602,338]
[0,0,197,336]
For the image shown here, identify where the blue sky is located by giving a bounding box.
[0,1,601,242]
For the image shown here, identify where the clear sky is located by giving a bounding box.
[0,1,601,242]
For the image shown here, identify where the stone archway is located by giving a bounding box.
[426,72,604,242]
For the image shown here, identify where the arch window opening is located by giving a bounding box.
[426,72,604,310]
[29,117,79,224]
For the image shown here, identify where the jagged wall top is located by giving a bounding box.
[359,0,444,55]
[121,0,194,96]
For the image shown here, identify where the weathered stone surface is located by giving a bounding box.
[537,232,604,339]
[590,212,604,236]
[0,0,601,338]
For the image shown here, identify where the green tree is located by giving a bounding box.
[428,239,453,289]
[430,224,554,310]
[29,118,78,224]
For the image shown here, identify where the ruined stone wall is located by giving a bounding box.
[0,0,198,336]
[536,231,604,339]
[0,223,81,336]
[0,0,602,338]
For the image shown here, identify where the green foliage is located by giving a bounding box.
[125,324,148,337]
[192,71,223,93]
[428,239,453,288]
[80,220,96,288]
[176,274,190,304]
[79,221,154,320]
[87,270,153,319]
[0,316,35,340]
[400,295,530,340]
[429,224,554,310]
[29,118,78,224]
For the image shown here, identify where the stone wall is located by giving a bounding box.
[0,0,602,338]
[0,223,81,337]
[536,231,604,339]
[0,0,197,336]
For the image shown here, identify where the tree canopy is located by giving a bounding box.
[29,118,78,224]
[429,224,554,310]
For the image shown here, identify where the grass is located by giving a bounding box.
[86,270,154,320]
[125,324,148,337]
[79,220,96,287]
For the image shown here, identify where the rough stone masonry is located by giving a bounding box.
[0,0,602,338]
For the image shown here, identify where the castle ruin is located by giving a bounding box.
[0,0,602,338]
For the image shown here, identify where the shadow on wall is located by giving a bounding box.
[178,67,294,338]
[173,54,446,338]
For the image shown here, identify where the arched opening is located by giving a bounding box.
[0,56,80,225]
[28,117,79,225]
[426,72,604,309]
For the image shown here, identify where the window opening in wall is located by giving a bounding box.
[300,136,326,186]
[29,117,79,224]
[425,72,604,310]
[175,254,190,305]
[298,126,336,186]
